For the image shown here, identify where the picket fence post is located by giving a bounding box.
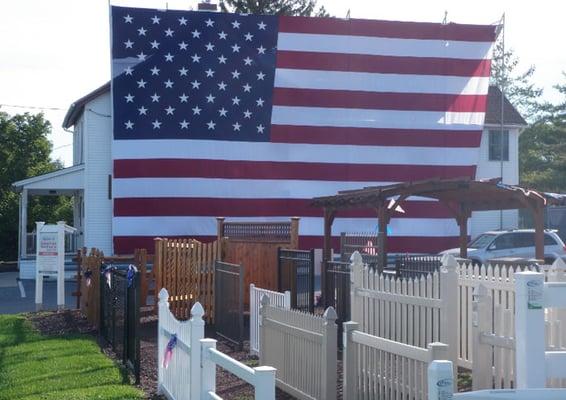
[189,302,205,400]
[259,295,269,367]
[440,254,459,383]
[321,306,338,400]
[515,271,546,389]
[349,251,364,324]
[472,284,493,390]
[200,338,217,399]
[157,288,168,395]
[254,366,277,400]
[342,321,359,400]
[548,258,566,347]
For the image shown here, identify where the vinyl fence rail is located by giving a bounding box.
[260,295,337,400]
[343,321,449,400]
[250,284,290,356]
[158,289,276,400]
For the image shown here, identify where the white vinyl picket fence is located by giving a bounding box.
[348,251,566,392]
[428,269,566,399]
[260,295,337,400]
[249,284,290,355]
[157,289,276,400]
[343,321,449,400]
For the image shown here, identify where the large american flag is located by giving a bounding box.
[110,6,498,254]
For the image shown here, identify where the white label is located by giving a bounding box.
[37,232,58,274]
[527,279,543,309]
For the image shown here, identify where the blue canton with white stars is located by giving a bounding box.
[111,7,278,141]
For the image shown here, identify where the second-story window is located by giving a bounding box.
[488,130,509,161]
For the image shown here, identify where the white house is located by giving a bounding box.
[12,83,527,279]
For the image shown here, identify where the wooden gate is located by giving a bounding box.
[218,217,299,309]
[154,238,219,322]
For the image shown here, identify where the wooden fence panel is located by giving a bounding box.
[154,238,219,323]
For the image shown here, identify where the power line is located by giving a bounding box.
[0,103,65,111]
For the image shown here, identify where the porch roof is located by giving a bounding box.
[12,164,84,195]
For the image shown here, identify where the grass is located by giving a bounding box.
[0,314,144,400]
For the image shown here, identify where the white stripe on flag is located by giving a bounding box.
[277,32,494,60]
[112,139,480,165]
[271,107,485,129]
[112,216,460,237]
[112,178,442,200]
[274,69,490,95]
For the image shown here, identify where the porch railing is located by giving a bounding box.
[25,230,80,256]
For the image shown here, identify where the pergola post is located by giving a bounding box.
[533,204,545,261]
[322,207,335,305]
[377,205,390,271]
[456,209,470,259]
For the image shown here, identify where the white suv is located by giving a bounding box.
[439,229,566,265]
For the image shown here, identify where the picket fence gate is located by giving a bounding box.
[249,284,290,356]
[260,295,337,400]
[343,321,449,400]
[157,289,276,400]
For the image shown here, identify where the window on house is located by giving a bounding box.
[488,130,509,161]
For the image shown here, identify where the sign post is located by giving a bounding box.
[35,221,77,311]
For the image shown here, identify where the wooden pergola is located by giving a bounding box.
[312,178,561,271]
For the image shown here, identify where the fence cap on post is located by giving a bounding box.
[158,288,169,303]
[427,342,449,362]
[350,251,363,266]
[552,257,566,270]
[190,301,205,320]
[323,306,338,323]
[440,253,458,272]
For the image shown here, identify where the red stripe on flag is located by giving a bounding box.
[114,159,476,181]
[279,16,497,42]
[273,88,487,113]
[276,51,492,77]
[114,198,454,218]
[113,235,461,255]
[270,126,482,147]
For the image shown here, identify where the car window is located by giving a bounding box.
[469,234,496,248]
[490,234,514,250]
[544,234,558,245]
[513,232,535,248]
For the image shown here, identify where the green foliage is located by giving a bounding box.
[490,40,545,122]
[0,314,143,400]
[519,75,566,192]
[219,0,329,17]
[0,112,73,261]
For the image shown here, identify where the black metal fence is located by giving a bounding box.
[214,260,244,350]
[99,266,140,383]
[395,254,442,279]
[324,260,351,347]
[277,248,315,313]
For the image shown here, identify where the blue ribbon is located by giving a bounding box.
[167,334,177,351]
[127,264,138,288]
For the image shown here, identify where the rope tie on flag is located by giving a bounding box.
[163,334,177,369]
[127,264,138,288]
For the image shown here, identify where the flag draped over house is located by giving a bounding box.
[110,6,498,254]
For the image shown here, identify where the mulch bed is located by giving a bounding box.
[27,310,339,399]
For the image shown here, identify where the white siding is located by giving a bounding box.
[73,120,84,165]
[471,126,521,238]
[83,92,113,255]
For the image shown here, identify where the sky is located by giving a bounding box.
[1,0,565,167]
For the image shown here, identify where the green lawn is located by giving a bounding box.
[0,314,144,400]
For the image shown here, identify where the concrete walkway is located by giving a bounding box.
[0,273,76,314]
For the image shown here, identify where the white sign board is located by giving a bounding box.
[37,231,59,274]
[34,221,76,310]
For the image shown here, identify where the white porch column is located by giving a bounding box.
[19,189,28,258]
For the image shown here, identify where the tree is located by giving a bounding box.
[490,40,545,122]
[0,111,72,261]
[519,75,566,193]
[219,0,329,17]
